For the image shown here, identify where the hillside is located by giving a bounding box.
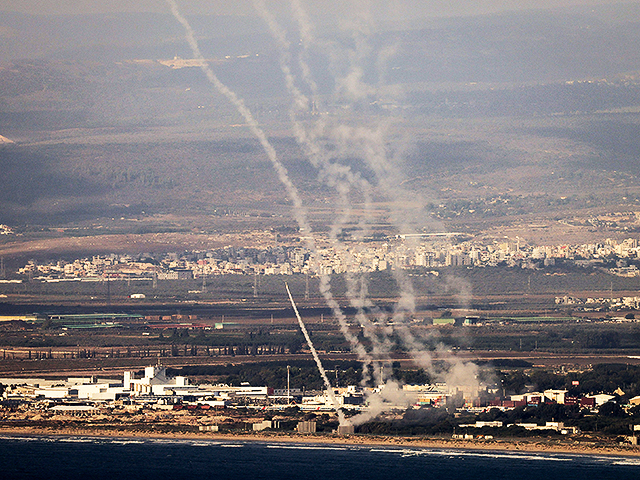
[0,5,640,244]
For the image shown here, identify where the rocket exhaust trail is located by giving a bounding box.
[167,1,376,391]
[166,0,311,237]
[168,0,477,408]
[254,0,386,385]
[286,283,348,426]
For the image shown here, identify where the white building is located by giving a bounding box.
[76,382,128,401]
[588,393,616,406]
[544,389,568,404]
[124,365,189,396]
[34,387,70,399]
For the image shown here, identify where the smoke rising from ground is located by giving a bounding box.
[286,283,348,426]
[167,0,376,395]
[168,0,481,423]
[253,0,480,417]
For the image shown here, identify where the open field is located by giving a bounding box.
[2,351,640,380]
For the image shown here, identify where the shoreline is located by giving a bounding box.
[1,426,639,458]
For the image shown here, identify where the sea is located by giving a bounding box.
[1,435,639,480]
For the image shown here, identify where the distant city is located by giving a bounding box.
[13,235,640,281]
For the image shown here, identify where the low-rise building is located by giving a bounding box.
[124,365,190,396]
[297,421,317,433]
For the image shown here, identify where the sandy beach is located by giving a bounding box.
[1,425,639,458]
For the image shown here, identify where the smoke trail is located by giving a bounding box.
[283,1,432,243]
[324,87,443,377]
[270,1,479,401]
[252,0,387,384]
[289,0,321,105]
[290,0,379,246]
[167,0,374,388]
[166,0,311,237]
[286,0,425,369]
[286,283,348,426]
[345,276,394,387]
[252,0,412,390]
[253,0,372,210]
[168,0,481,416]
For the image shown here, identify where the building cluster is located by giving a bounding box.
[2,365,270,409]
[414,236,640,272]
[1,365,365,413]
[556,294,640,312]
[3,365,639,423]
[481,389,604,410]
[14,236,640,281]
[456,420,580,436]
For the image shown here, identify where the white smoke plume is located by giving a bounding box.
[443,360,480,398]
[167,0,374,389]
[257,0,483,410]
[286,283,349,426]
[169,0,483,423]
[264,1,442,401]
[349,379,410,426]
[253,0,390,384]
[165,0,311,237]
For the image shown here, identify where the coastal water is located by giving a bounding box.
[1,435,639,480]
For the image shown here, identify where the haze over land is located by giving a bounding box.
[0,1,640,250]
[4,4,640,444]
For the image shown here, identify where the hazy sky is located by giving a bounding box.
[1,0,637,17]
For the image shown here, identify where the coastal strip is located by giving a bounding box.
[1,426,639,458]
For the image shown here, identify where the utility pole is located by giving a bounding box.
[287,365,290,405]
[253,272,258,298]
[107,275,111,308]
[305,272,309,300]
[202,271,207,293]
[611,280,614,302]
